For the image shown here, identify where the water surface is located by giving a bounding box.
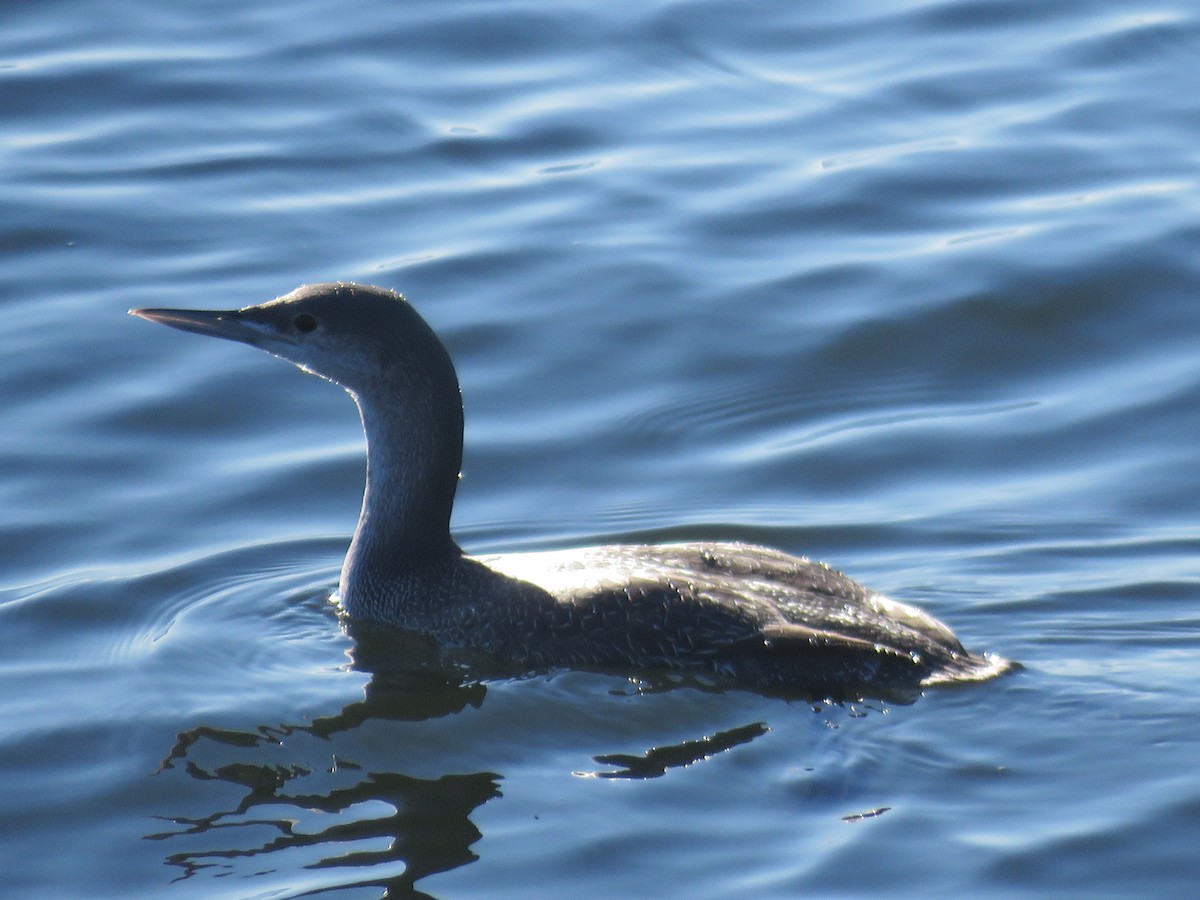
[2,0,1199,896]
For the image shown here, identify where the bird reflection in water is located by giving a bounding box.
[147,621,778,894]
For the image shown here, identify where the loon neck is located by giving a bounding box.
[340,381,463,596]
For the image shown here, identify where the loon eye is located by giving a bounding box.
[294,313,319,333]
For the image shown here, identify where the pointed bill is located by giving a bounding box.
[129,307,274,348]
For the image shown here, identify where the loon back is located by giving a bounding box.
[131,282,1014,697]
[344,540,1011,695]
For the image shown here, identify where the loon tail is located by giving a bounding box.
[921,650,1020,687]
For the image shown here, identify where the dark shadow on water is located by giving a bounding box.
[148,760,499,899]
[150,625,503,896]
[583,721,770,779]
[148,618,915,895]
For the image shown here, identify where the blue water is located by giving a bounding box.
[3,0,1199,895]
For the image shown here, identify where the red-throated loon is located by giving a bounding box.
[131,283,1013,696]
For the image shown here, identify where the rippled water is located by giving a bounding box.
[3,0,1199,896]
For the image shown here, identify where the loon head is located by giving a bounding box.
[130,282,460,402]
[132,282,466,567]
